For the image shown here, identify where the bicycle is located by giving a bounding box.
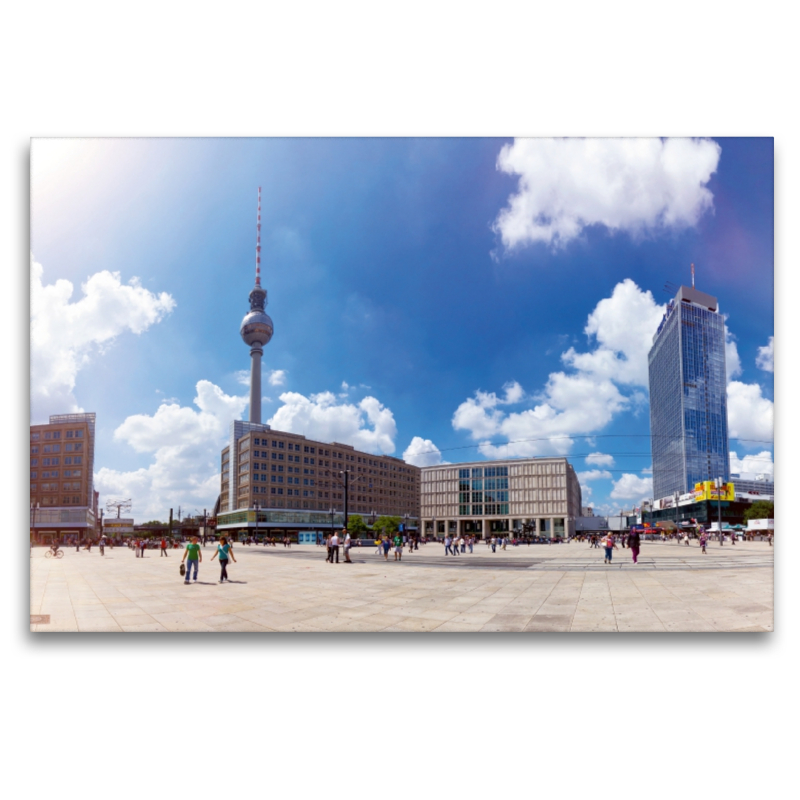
[45,548,64,559]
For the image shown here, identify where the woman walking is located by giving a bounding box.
[628,528,640,564]
[603,533,616,564]
[211,536,237,582]
[699,529,708,554]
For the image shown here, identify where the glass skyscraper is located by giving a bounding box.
[648,285,730,501]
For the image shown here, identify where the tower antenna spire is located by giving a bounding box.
[691,262,695,288]
[255,186,262,286]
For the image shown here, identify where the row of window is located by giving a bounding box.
[34,482,83,493]
[33,456,83,467]
[458,504,510,516]
[458,466,509,479]
[459,491,509,503]
[30,429,84,441]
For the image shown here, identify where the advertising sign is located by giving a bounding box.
[104,518,134,533]
[694,481,735,501]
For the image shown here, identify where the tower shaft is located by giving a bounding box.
[250,343,263,424]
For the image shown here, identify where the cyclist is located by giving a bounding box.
[50,541,60,557]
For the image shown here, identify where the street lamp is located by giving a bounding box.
[329,506,335,542]
[715,477,723,545]
[674,492,679,539]
[254,500,260,544]
[403,512,410,545]
[30,502,39,546]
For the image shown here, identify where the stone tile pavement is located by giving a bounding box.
[29,541,774,633]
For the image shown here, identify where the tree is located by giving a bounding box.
[743,500,774,523]
[373,516,401,536]
[347,514,368,535]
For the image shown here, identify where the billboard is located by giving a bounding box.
[694,481,735,502]
[104,518,134,533]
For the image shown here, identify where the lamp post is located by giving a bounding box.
[254,501,260,544]
[403,512,410,545]
[674,492,679,539]
[715,477,723,545]
[30,502,39,546]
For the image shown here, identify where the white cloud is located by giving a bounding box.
[729,450,774,480]
[403,437,444,467]
[610,473,653,501]
[494,137,721,250]
[30,256,175,420]
[725,326,742,381]
[267,369,287,387]
[95,381,248,521]
[586,452,615,467]
[561,279,664,386]
[756,336,774,372]
[267,391,397,455]
[727,381,774,442]
[234,370,250,386]
[577,470,613,482]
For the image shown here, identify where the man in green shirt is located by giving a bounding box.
[393,534,403,561]
[182,536,202,583]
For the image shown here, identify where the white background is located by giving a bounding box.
[3,3,795,799]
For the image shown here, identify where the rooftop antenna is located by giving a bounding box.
[691,262,695,288]
[255,186,262,287]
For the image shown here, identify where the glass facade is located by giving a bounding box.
[649,292,729,500]
[457,466,508,515]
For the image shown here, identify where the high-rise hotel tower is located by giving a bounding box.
[648,284,730,500]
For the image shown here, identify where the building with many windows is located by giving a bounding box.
[420,457,582,539]
[648,285,730,500]
[29,413,97,543]
[730,474,774,497]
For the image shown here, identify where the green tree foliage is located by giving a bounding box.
[347,514,368,535]
[373,515,402,536]
[743,500,774,523]
[141,520,166,527]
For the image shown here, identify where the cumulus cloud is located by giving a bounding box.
[586,452,615,467]
[268,391,397,455]
[30,256,175,420]
[577,470,613,482]
[727,381,774,442]
[729,450,774,480]
[267,369,287,387]
[756,336,774,372]
[725,327,742,381]
[610,473,653,501]
[561,279,664,386]
[403,437,444,467]
[95,381,248,520]
[494,137,721,250]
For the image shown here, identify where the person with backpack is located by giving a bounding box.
[210,536,236,583]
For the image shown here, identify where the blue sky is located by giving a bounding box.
[30,137,774,521]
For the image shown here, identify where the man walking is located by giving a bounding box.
[99,536,105,556]
[160,536,169,557]
[329,531,340,563]
[343,528,352,563]
[444,535,452,556]
[393,532,403,561]
[628,528,640,564]
[182,536,202,583]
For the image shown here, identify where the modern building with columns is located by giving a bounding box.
[420,457,582,539]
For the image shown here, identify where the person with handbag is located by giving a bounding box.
[182,536,202,583]
[211,536,236,583]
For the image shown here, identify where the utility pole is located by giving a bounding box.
[715,477,723,545]
[168,508,173,542]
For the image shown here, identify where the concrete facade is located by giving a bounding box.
[421,457,582,539]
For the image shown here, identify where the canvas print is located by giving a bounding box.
[29,137,774,632]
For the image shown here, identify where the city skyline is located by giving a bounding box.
[30,137,774,521]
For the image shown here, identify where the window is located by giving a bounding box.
[30,472,37,480]
[472,468,483,478]
[278,488,283,495]
[75,430,83,438]
[73,457,80,464]
[472,505,483,515]
[31,446,38,454]
[31,458,38,466]
[309,458,314,465]
[53,432,61,439]
[304,457,309,464]
[472,491,483,503]
[31,433,40,441]
[279,442,284,449]
[64,457,72,465]
[303,490,308,497]
[278,454,284,461]
[310,447,315,454]
[255,438,261,445]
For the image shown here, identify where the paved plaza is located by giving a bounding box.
[29,540,774,633]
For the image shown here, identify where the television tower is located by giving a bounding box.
[239,187,274,423]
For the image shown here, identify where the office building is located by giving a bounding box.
[730,474,774,497]
[420,456,582,539]
[30,412,97,542]
[648,284,730,500]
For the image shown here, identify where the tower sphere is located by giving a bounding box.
[240,309,273,347]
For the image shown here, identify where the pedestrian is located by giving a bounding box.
[628,528,640,564]
[468,537,474,554]
[182,536,202,583]
[374,537,382,555]
[343,528,352,563]
[603,533,616,564]
[211,536,236,582]
[160,537,168,557]
[491,536,497,553]
[393,533,403,561]
[382,535,391,561]
[99,536,105,556]
[329,531,340,563]
[699,529,708,554]
[459,537,466,554]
